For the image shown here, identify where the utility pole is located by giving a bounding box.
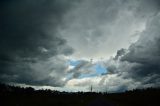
[90,85,92,92]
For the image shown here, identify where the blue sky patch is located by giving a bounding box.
[94,64,107,75]
[68,60,81,66]
[78,64,107,79]
[66,60,107,79]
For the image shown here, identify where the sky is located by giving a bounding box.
[0,0,160,92]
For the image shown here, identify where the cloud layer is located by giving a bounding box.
[58,0,157,59]
[0,0,76,86]
[65,0,160,92]
[66,7,160,92]
[0,0,160,92]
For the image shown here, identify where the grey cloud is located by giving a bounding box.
[1,0,160,92]
[58,0,160,59]
[67,74,141,92]
[105,12,160,90]
[114,48,127,60]
[65,0,160,92]
[66,0,160,92]
[69,60,94,78]
[0,0,77,86]
[0,0,74,60]
[120,13,160,84]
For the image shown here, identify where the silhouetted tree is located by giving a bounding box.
[0,83,160,106]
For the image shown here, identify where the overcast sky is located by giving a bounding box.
[0,0,160,92]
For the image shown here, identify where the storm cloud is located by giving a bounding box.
[0,0,76,86]
[66,0,160,92]
[58,0,160,59]
[101,12,160,92]
[0,0,160,92]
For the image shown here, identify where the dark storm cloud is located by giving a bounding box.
[0,0,74,60]
[106,12,160,90]
[0,0,76,86]
[58,0,160,60]
[114,48,126,60]
[120,13,160,85]
[1,0,160,92]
